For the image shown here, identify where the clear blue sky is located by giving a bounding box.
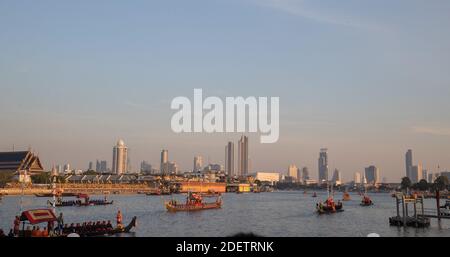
[1,0,450,182]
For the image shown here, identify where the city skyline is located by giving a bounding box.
[1,1,450,182]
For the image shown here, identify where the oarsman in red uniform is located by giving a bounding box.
[116,210,123,227]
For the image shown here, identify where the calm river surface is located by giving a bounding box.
[1,191,449,237]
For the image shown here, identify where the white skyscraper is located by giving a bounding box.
[354,172,361,184]
[112,139,128,175]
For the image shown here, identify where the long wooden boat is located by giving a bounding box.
[165,192,222,212]
[166,201,222,212]
[48,199,114,207]
[48,194,113,207]
[13,209,136,237]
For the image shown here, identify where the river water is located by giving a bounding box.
[1,191,449,237]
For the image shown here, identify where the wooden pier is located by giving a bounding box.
[390,191,450,227]
[389,193,430,227]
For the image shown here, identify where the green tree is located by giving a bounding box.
[400,177,412,191]
[417,179,429,191]
[433,176,449,191]
[83,170,98,175]
[0,171,15,187]
[31,172,51,184]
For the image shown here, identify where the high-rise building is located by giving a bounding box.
[88,161,93,171]
[64,164,71,174]
[238,136,249,176]
[354,172,361,184]
[168,161,178,174]
[56,165,62,174]
[301,167,310,182]
[422,169,428,181]
[427,172,434,183]
[318,148,329,183]
[140,161,152,174]
[160,149,169,174]
[225,142,234,177]
[100,161,107,173]
[288,164,298,181]
[332,169,342,184]
[193,156,203,172]
[405,149,413,180]
[410,163,423,183]
[365,165,380,184]
[112,139,128,175]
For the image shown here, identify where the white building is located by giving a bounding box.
[288,164,298,181]
[254,172,280,183]
[411,163,423,183]
[354,172,361,184]
[112,139,128,175]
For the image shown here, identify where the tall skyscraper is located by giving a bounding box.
[365,165,380,184]
[193,156,203,172]
[301,167,310,182]
[160,149,169,174]
[405,149,413,179]
[96,160,108,173]
[64,163,71,174]
[238,135,249,177]
[422,169,428,181]
[332,168,341,184]
[411,163,423,183]
[88,161,93,171]
[288,164,298,180]
[354,172,361,184]
[112,139,128,175]
[140,161,152,174]
[225,141,234,177]
[318,148,329,183]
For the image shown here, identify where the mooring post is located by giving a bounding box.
[421,196,425,217]
[414,199,417,220]
[402,196,406,227]
[396,197,400,217]
[436,190,441,220]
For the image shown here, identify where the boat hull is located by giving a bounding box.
[166,202,222,212]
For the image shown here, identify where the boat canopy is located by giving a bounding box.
[20,209,57,224]
[77,193,89,199]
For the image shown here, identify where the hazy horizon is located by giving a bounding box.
[1,0,450,182]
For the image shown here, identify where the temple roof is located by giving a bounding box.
[0,150,44,173]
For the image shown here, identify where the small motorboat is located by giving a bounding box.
[316,197,343,214]
[360,195,373,206]
[342,192,351,201]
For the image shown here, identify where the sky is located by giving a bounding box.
[1,0,450,182]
